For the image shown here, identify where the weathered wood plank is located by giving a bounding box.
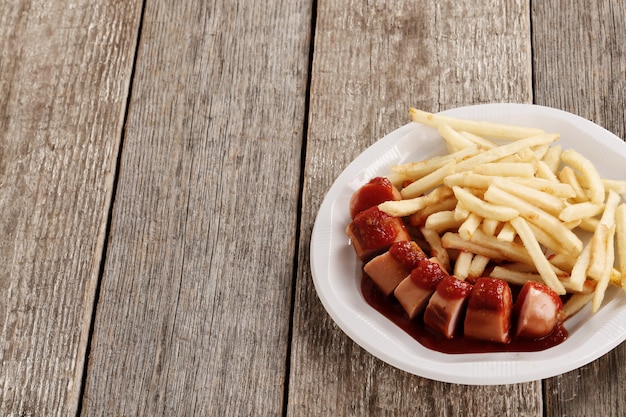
[0,1,142,416]
[289,0,541,416]
[532,2,626,416]
[80,0,312,415]
[533,0,626,140]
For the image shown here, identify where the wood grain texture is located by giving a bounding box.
[289,0,541,416]
[532,0,626,141]
[532,2,626,417]
[80,0,312,415]
[2,0,625,416]
[0,1,142,416]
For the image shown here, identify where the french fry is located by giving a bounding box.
[617,204,626,290]
[602,178,626,195]
[458,213,483,240]
[548,253,577,273]
[545,257,625,290]
[541,144,562,173]
[460,131,498,149]
[601,190,621,226]
[379,186,453,217]
[387,172,409,188]
[560,277,596,294]
[505,177,576,199]
[484,185,583,256]
[467,255,490,278]
[559,202,604,223]
[468,218,500,277]
[470,230,534,265]
[420,227,450,272]
[563,219,582,229]
[452,186,519,222]
[454,200,470,221]
[438,124,476,151]
[496,221,517,242]
[454,134,559,173]
[490,266,583,294]
[441,232,508,261]
[408,195,458,226]
[592,225,616,312]
[562,292,594,318]
[391,146,478,178]
[560,149,605,204]
[444,172,496,190]
[497,148,536,164]
[533,144,551,161]
[454,251,474,279]
[510,216,566,294]
[490,266,542,286]
[569,242,591,292]
[588,225,609,281]
[401,161,456,199]
[409,108,546,139]
[424,210,463,233]
[558,166,587,202]
[472,162,535,178]
[481,218,500,236]
[588,190,620,279]
[578,216,600,233]
[494,178,565,216]
[535,160,559,182]
[526,221,566,257]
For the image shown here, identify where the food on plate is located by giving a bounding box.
[423,275,473,339]
[349,177,402,219]
[346,109,626,353]
[394,258,448,319]
[345,205,410,261]
[514,281,564,339]
[464,278,512,343]
[363,241,426,295]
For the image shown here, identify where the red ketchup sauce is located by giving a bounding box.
[351,207,399,250]
[361,274,568,354]
[349,177,400,219]
[389,241,427,269]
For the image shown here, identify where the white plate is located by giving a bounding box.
[310,103,626,385]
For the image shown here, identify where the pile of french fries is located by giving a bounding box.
[378,108,626,317]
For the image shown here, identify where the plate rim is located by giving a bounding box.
[310,103,626,385]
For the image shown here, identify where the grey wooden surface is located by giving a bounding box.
[0,0,624,416]
[0,1,143,415]
[533,2,626,416]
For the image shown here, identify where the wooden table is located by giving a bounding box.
[1,1,624,415]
